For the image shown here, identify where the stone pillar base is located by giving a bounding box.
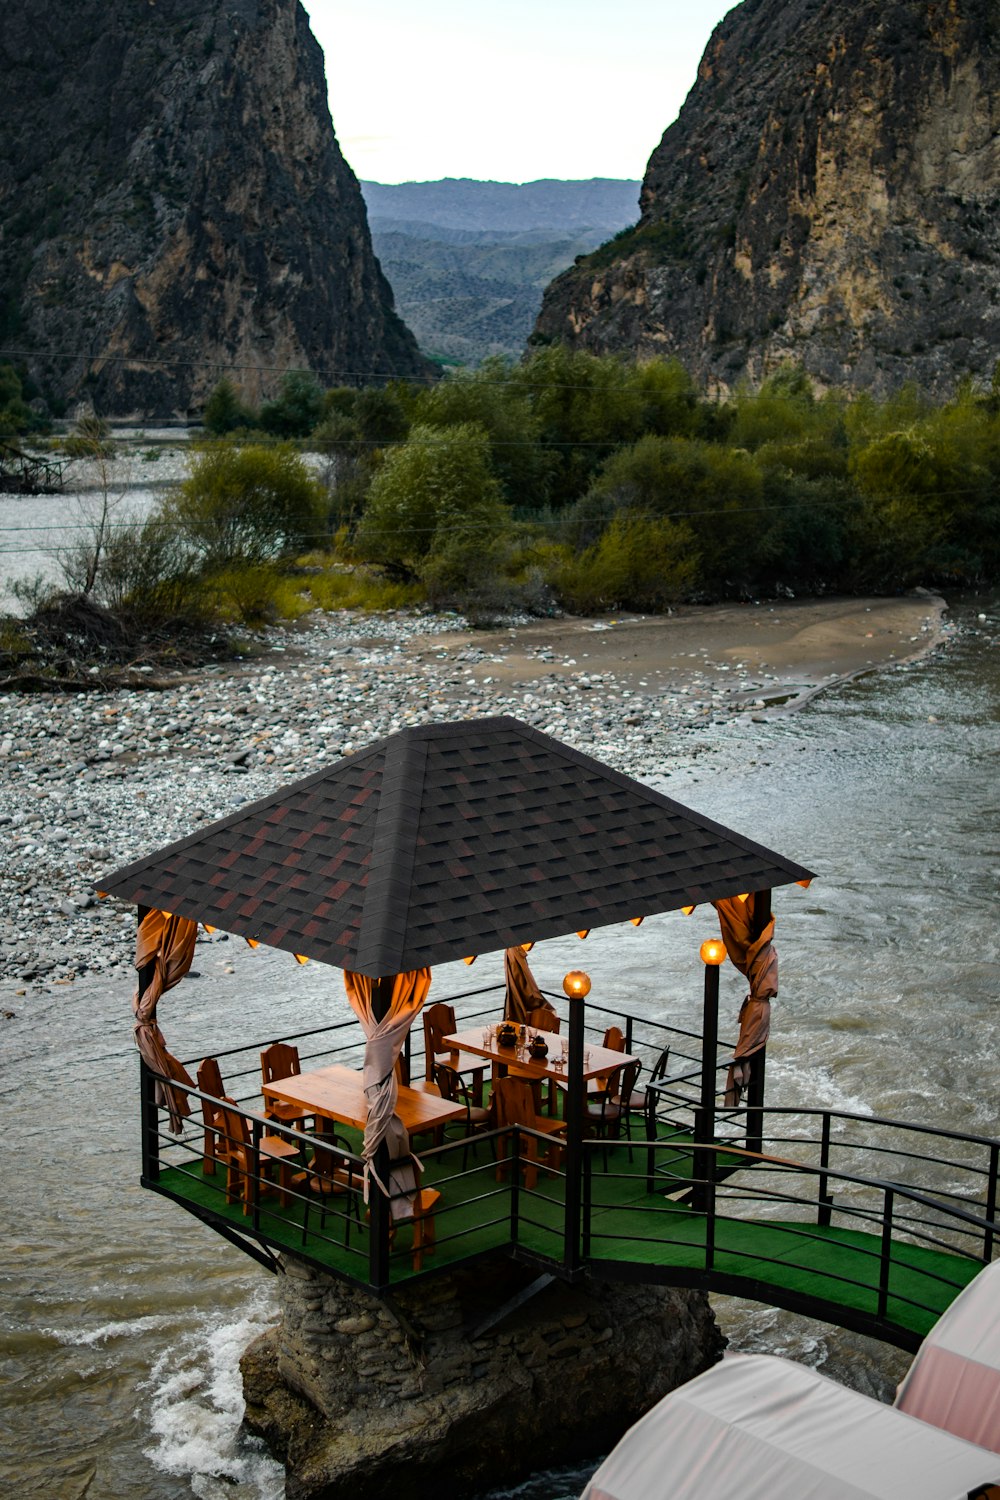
[241,1255,725,1500]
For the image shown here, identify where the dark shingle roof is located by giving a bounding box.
[97,717,813,976]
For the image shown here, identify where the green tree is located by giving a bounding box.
[510,347,648,508]
[259,371,325,438]
[0,363,32,436]
[354,422,509,589]
[164,440,326,568]
[411,359,550,511]
[556,511,697,612]
[203,377,256,435]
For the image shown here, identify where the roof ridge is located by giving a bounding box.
[353,729,428,975]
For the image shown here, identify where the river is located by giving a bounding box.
[2,591,997,1499]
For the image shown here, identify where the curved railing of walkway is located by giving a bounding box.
[139,984,999,1352]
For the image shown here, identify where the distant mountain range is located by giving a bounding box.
[361,179,640,365]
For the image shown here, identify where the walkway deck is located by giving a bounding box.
[152,1117,985,1351]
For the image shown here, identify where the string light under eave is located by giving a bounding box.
[630,917,644,928]
[681,905,696,916]
[245,938,260,950]
[576,929,590,939]
[294,954,309,966]
[463,955,476,966]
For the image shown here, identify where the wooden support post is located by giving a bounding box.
[367,975,395,1294]
[564,993,585,1275]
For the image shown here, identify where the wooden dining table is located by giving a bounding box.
[442,1027,639,1088]
[262,1062,467,1136]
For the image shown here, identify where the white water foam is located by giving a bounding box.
[768,1057,875,1118]
[45,1312,184,1348]
[142,1290,285,1500]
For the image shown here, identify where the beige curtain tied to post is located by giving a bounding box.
[713,893,778,1108]
[133,908,198,1134]
[504,945,554,1024]
[343,967,432,1218]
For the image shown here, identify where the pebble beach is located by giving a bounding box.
[0,590,947,991]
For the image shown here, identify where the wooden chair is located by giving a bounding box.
[434,1060,491,1168]
[217,1097,299,1216]
[301,1132,364,1247]
[423,1001,458,1081]
[520,1008,562,1114]
[493,1076,566,1191]
[422,1001,486,1104]
[260,1042,312,1132]
[386,1159,441,1273]
[591,1025,627,1098]
[528,1006,560,1034]
[196,1056,227,1175]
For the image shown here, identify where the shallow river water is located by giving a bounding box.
[2,592,998,1499]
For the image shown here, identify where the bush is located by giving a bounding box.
[202,377,256,435]
[554,512,697,612]
[164,440,327,568]
[63,412,115,458]
[259,371,325,438]
[354,422,510,592]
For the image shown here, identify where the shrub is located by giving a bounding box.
[354,422,510,590]
[202,377,256,435]
[163,440,327,568]
[259,371,325,438]
[554,512,698,612]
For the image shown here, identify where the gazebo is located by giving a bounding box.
[99,715,814,1288]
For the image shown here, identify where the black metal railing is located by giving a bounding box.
[139,981,1000,1344]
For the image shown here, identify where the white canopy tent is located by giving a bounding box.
[582,1354,1000,1500]
[895,1259,1000,1453]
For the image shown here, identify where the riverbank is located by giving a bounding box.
[0,592,948,990]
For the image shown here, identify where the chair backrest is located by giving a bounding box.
[197,1055,224,1098]
[433,1060,460,1103]
[196,1057,226,1128]
[649,1046,671,1083]
[616,1058,642,1102]
[218,1096,251,1155]
[493,1075,536,1129]
[261,1042,300,1087]
[312,1132,360,1187]
[528,1006,560,1034]
[434,1060,476,1115]
[422,1002,457,1080]
[602,1025,626,1052]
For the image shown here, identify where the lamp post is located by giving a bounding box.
[695,937,726,1213]
[563,968,590,1276]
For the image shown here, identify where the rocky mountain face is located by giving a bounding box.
[0,0,431,418]
[533,0,1000,395]
[361,179,639,365]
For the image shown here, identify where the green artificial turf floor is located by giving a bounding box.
[154,1118,984,1340]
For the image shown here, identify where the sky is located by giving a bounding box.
[301,1,738,185]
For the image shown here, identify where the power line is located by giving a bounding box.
[3,343,978,404]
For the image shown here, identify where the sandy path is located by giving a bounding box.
[389,593,946,711]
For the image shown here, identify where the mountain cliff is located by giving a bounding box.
[0,0,431,418]
[532,0,1000,395]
